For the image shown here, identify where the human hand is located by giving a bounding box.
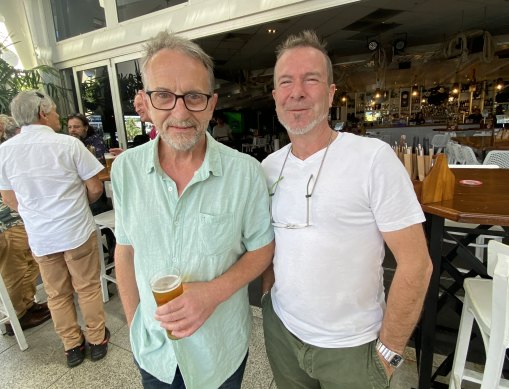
[376,351,396,378]
[109,147,124,156]
[154,282,220,338]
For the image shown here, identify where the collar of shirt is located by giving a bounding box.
[143,132,224,181]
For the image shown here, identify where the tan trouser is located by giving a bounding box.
[34,232,105,350]
[0,225,39,318]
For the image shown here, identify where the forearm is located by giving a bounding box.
[210,240,274,305]
[114,244,140,327]
[1,190,18,211]
[379,258,432,353]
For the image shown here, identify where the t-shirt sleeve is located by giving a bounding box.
[368,144,425,232]
[110,155,130,246]
[73,140,105,180]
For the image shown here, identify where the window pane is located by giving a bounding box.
[115,59,145,144]
[50,0,105,41]
[59,68,79,115]
[116,0,187,22]
[77,66,117,148]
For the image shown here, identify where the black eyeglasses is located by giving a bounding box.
[35,92,44,116]
[146,90,212,112]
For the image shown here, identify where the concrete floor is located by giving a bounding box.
[0,282,484,389]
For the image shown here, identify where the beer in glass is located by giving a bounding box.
[150,267,183,340]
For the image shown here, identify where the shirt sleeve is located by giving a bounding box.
[73,139,105,180]
[110,154,130,245]
[369,143,425,232]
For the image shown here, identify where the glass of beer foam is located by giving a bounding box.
[150,267,184,340]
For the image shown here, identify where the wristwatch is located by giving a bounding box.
[375,339,405,368]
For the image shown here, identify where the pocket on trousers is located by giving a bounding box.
[198,212,234,255]
[369,342,391,389]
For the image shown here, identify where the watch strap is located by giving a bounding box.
[375,338,405,368]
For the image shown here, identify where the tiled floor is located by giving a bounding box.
[1,288,482,389]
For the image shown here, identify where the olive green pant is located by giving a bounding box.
[262,293,391,389]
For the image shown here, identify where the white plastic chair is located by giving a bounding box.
[449,240,509,389]
[446,141,458,164]
[451,143,466,165]
[93,181,116,302]
[483,150,509,168]
[0,274,28,350]
[431,134,450,154]
[460,145,481,165]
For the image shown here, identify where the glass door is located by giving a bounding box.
[73,61,123,149]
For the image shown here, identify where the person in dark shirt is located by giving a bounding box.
[67,113,107,163]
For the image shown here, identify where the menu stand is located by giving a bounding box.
[413,154,455,205]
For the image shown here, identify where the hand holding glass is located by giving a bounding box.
[150,267,184,340]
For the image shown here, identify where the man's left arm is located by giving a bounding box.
[0,190,18,211]
[155,240,274,338]
[379,223,432,371]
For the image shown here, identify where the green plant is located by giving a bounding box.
[125,117,141,141]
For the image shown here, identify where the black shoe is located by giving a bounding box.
[65,339,86,368]
[90,327,110,362]
[4,309,52,336]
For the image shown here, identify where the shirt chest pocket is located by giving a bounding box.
[198,212,235,255]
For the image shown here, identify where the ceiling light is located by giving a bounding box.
[374,88,382,98]
[496,78,504,90]
[367,40,379,51]
[411,85,419,96]
[267,29,276,34]
[451,83,459,94]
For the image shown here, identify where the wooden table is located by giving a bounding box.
[98,168,110,182]
[417,168,509,388]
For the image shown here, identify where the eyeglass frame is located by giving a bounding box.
[145,90,212,112]
[269,174,314,229]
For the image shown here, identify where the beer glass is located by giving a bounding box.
[104,152,115,174]
[150,266,183,340]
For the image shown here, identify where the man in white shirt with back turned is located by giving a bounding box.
[0,90,109,368]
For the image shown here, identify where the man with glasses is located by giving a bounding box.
[0,91,109,368]
[111,31,274,389]
[260,30,432,388]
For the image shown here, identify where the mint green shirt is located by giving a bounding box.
[111,134,273,389]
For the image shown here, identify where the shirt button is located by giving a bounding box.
[175,220,179,225]
[168,187,173,192]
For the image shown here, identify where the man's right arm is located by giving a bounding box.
[84,175,103,204]
[115,243,139,327]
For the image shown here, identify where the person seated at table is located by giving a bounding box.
[468,108,483,124]
[67,113,107,163]
[212,113,232,142]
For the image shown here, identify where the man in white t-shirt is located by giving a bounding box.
[0,91,109,368]
[212,115,232,141]
[260,31,432,389]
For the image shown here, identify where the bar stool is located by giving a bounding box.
[449,240,509,389]
[0,274,28,350]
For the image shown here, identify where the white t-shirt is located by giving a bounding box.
[212,123,231,140]
[261,132,425,348]
[0,124,104,256]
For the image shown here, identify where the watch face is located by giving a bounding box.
[390,355,403,367]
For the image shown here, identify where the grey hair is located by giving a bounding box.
[0,114,20,143]
[141,31,215,93]
[10,90,55,127]
[274,30,333,85]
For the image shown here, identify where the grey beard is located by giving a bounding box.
[160,120,205,151]
[279,112,328,135]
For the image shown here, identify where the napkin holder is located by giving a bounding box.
[412,154,455,204]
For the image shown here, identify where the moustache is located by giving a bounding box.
[163,119,198,129]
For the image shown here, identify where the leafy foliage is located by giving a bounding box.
[0,43,71,114]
